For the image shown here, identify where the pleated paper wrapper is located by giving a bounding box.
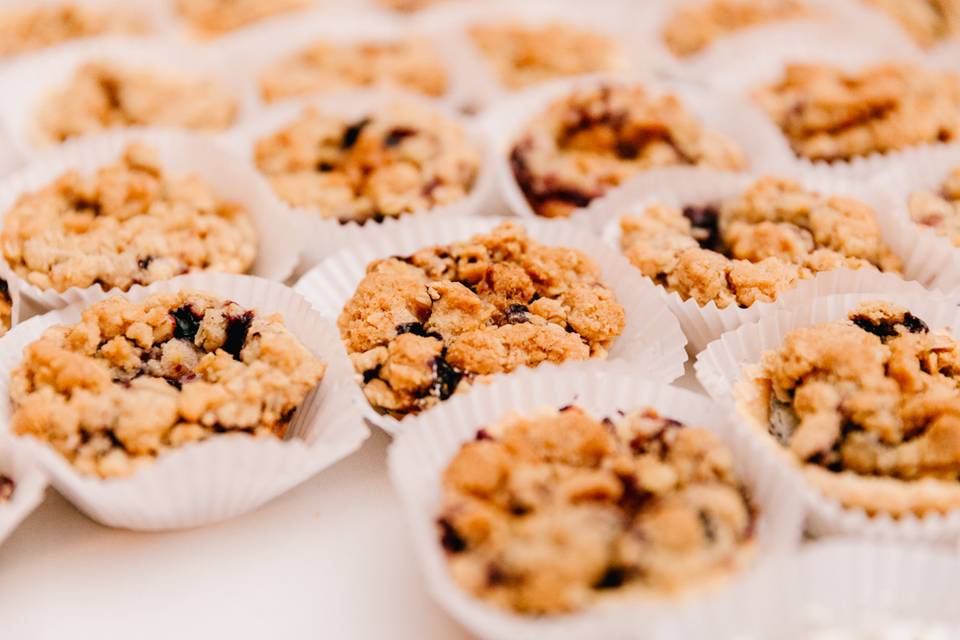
[0,435,47,547]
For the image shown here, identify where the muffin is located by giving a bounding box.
[338,222,626,417]
[863,0,960,48]
[753,62,960,162]
[1,143,257,293]
[510,84,746,218]
[35,61,238,145]
[254,103,480,223]
[438,405,755,614]
[908,166,960,245]
[259,38,447,103]
[175,0,311,37]
[662,0,813,57]
[736,300,960,516]
[619,177,902,309]
[469,21,626,89]
[10,291,327,478]
[0,3,145,59]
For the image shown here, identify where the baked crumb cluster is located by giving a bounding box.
[1,143,257,293]
[619,177,901,309]
[0,3,144,59]
[908,167,960,246]
[864,0,960,48]
[10,291,326,478]
[175,0,311,37]
[255,104,480,223]
[438,405,755,614]
[662,0,812,57]
[0,474,13,502]
[35,62,238,145]
[468,22,625,90]
[754,63,960,162]
[259,38,447,103]
[338,222,626,417]
[511,84,747,218]
[753,301,960,515]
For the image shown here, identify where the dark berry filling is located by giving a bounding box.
[438,517,467,553]
[592,566,626,590]
[851,312,930,339]
[341,118,371,150]
[223,310,255,360]
[396,322,442,340]
[170,305,203,342]
[384,127,417,148]
[682,204,723,252]
[432,350,464,401]
[137,256,154,271]
[503,304,530,324]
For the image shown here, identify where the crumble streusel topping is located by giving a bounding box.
[1,143,257,293]
[254,103,480,223]
[863,0,960,48]
[338,222,626,417]
[908,166,960,246]
[0,474,14,502]
[662,0,813,57]
[35,61,238,145]
[754,62,960,162]
[619,177,902,309]
[10,291,326,478]
[468,22,625,90]
[438,405,755,614]
[175,0,311,37]
[0,4,145,59]
[510,84,747,218]
[259,38,447,103]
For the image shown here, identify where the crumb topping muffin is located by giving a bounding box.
[662,0,813,57]
[468,22,626,90]
[175,0,311,37]
[35,61,238,145]
[619,177,901,309]
[10,291,326,478]
[754,62,960,162]
[510,84,747,218]
[908,167,960,245]
[0,3,145,59]
[1,143,257,293]
[259,38,447,103]
[254,103,480,223]
[741,301,960,516]
[438,405,755,614]
[863,0,960,48]
[338,222,626,418]
[0,474,13,502]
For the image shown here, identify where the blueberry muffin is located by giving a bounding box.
[1,143,257,293]
[619,177,901,309]
[10,291,326,478]
[339,222,626,418]
[753,62,960,162]
[254,103,480,223]
[469,22,626,89]
[863,0,960,48]
[511,84,747,218]
[662,0,813,57]
[737,301,960,516]
[908,167,960,245]
[259,38,447,103]
[175,0,311,37]
[0,3,146,59]
[438,405,755,614]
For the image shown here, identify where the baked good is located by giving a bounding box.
[438,405,755,614]
[0,3,145,59]
[10,291,326,478]
[737,301,960,516]
[469,21,625,89]
[339,222,626,417]
[908,167,960,245]
[1,143,257,293]
[175,0,311,37]
[662,0,812,57]
[510,84,746,218]
[0,279,12,336]
[0,474,13,503]
[754,62,960,162]
[35,61,237,145]
[254,103,479,223]
[863,0,960,48]
[619,177,901,308]
[259,38,447,102]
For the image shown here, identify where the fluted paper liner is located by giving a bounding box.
[0,273,368,530]
[293,215,689,433]
[0,435,47,547]
[695,291,960,541]
[387,366,804,640]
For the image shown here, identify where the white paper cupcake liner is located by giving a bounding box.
[0,272,369,530]
[223,88,498,268]
[0,127,302,314]
[0,435,47,547]
[481,73,793,221]
[695,291,960,542]
[386,366,805,640]
[293,215,689,433]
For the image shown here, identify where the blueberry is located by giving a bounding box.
[341,118,371,150]
[438,518,467,553]
[223,310,254,360]
[383,127,417,148]
[170,305,203,342]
